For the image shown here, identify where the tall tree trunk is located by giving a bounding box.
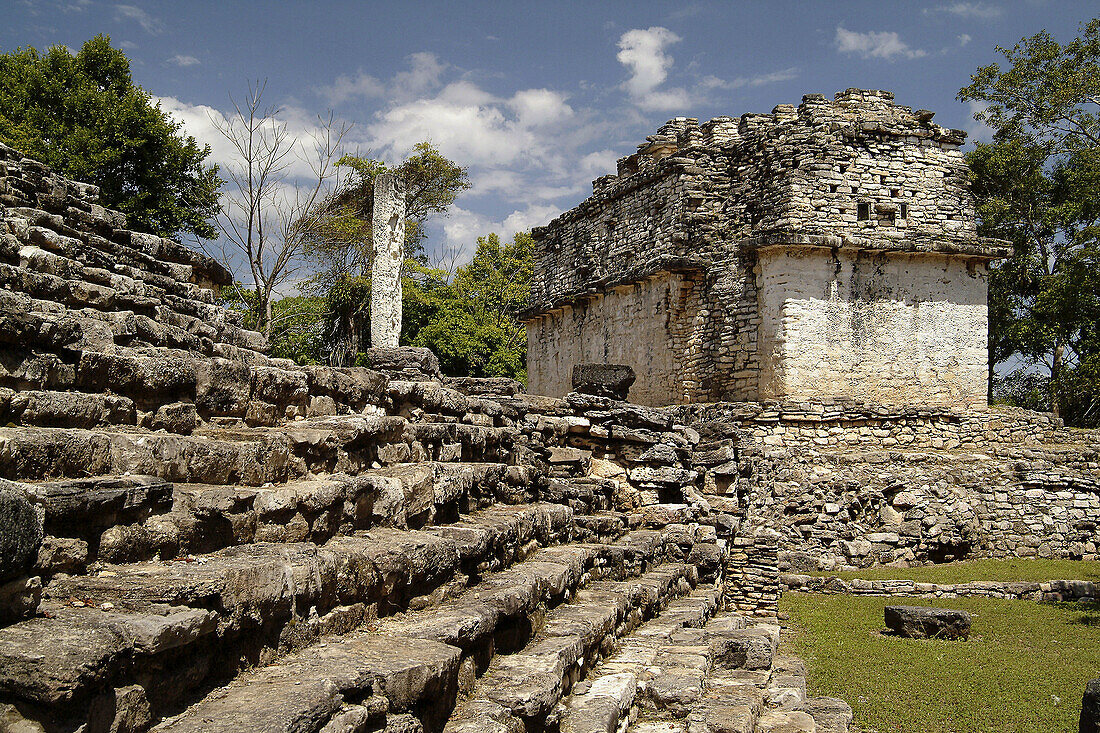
[264,294,274,339]
[1050,336,1064,418]
[987,346,995,405]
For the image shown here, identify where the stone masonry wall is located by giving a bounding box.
[673,401,1100,570]
[527,271,711,405]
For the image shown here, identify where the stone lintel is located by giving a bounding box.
[740,230,1011,260]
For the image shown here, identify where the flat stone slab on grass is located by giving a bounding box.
[1083,678,1100,733]
[884,605,971,640]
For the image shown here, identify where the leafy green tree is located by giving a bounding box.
[961,20,1100,421]
[322,275,371,367]
[221,284,326,364]
[454,232,533,355]
[400,233,532,381]
[267,296,326,364]
[0,35,220,239]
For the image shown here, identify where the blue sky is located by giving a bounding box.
[4,0,1099,272]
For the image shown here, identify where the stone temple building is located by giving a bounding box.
[524,89,1011,408]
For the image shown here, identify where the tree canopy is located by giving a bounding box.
[0,35,221,239]
[405,232,533,380]
[961,19,1100,424]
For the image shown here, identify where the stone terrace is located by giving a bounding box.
[0,145,845,733]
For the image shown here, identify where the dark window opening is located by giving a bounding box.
[851,186,859,194]
[899,203,908,218]
[830,184,838,193]
[891,189,900,197]
[880,175,888,185]
[839,165,848,173]
[857,202,871,220]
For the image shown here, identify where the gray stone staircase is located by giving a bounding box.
[0,143,852,733]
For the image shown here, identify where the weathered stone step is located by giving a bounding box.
[29,463,542,572]
[0,347,388,433]
[0,250,215,323]
[153,634,459,733]
[2,219,223,305]
[389,379,512,427]
[0,415,408,485]
[145,532,698,733]
[4,204,231,288]
[447,567,709,733]
[0,301,390,427]
[28,466,709,578]
[0,386,139,429]
[557,585,727,733]
[406,421,522,464]
[557,600,852,733]
[2,519,697,731]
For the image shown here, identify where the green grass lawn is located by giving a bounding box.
[780,592,1100,732]
[805,558,1100,584]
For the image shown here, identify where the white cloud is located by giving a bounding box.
[958,34,972,46]
[154,96,236,168]
[392,52,447,100]
[319,71,385,105]
[348,53,622,259]
[743,67,800,87]
[702,67,799,91]
[932,2,1003,19]
[168,54,200,67]
[509,89,574,128]
[501,204,562,235]
[618,27,680,97]
[433,203,562,263]
[367,86,520,167]
[113,4,163,34]
[835,26,926,60]
[578,149,620,179]
[318,53,449,109]
[617,27,693,111]
[155,95,344,182]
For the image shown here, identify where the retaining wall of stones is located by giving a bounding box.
[782,573,1098,602]
[673,401,1100,570]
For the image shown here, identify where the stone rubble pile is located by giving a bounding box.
[0,147,836,733]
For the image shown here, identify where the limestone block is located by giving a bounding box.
[571,363,636,400]
[1082,678,1100,733]
[0,479,44,582]
[884,605,971,640]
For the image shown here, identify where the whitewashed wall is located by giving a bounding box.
[755,246,990,408]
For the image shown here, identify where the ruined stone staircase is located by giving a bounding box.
[0,144,851,733]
